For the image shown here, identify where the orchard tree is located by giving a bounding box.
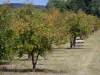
[44,8,69,47]
[12,4,53,71]
[64,11,79,48]
[63,10,93,48]
[87,14,98,32]
[0,4,15,60]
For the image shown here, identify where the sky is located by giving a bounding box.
[0,0,49,5]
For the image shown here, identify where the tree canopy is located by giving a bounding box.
[0,3,100,71]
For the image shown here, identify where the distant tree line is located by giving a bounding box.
[46,0,100,17]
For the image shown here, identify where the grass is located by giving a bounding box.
[0,30,100,75]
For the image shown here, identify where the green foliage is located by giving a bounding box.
[48,9,100,48]
[0,4,15,60]
[46,0,87,12]
[46,0,100,16]
[91,0,100,16]
[46,0,67,12]
[13,4,52,57]
[0,3,100,71]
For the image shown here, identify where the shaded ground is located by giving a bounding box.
[0,30,100,75]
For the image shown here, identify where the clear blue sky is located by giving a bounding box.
[0,0,48,5]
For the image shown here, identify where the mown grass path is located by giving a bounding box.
[76,30,100,75]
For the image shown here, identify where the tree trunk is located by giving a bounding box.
[70,36,76,49]
[31,52,39,72]
[70,41,73,49]
[73,36,76,47]
[31,53,36,72]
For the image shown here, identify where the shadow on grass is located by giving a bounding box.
[0,61,10,65]
[67,47,86,49]
[14,59,29,61]
[0,68,60,74]
[52,47,86,50]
